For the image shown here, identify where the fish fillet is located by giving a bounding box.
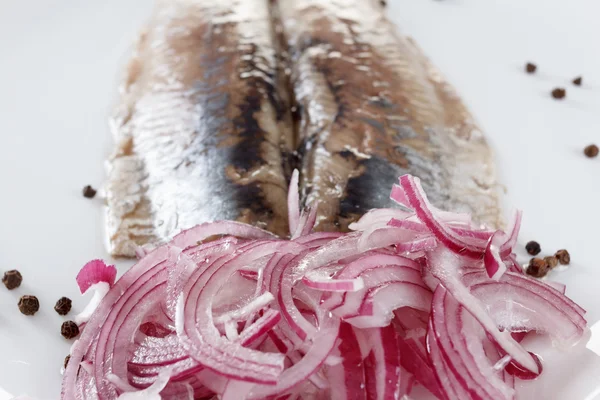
[106,0,294,257]
[277,0,501,231]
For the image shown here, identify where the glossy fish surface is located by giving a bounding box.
[106,0,294,257]
[277,0,501,231]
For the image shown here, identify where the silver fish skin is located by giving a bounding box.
[106,0,294,257]
[277,0,501,231]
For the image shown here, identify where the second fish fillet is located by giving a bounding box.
[277,0,501,231]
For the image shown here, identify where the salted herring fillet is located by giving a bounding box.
[106,0,501,257]
[277,0,501,231]
[106,0,294,257]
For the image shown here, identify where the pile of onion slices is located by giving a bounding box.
[61,173,588,400]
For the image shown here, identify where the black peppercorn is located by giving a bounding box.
[2,270,22,290]
[555,249,570,265]
[18,295,39,315]
[526,258,549,278]
[54,297,72,316]
[61,321,80,339]
[584,144,599,158]
[525,62,537,73]
[572,76,582,86]
[525,241,541,256]
[544,256,559,269]
[82,185,97,199]
[64,355,71,369]
[551,88,566,99]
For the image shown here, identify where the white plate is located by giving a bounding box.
[0,0,599,398]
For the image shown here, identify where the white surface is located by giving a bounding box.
[0,0,599,398]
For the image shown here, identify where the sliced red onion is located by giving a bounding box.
[427,246,541,374]
[325,323,366,400]
[246,316,340,398]
[430,286,516,400]
[292,204,319,240]
[484,231,507,280]
[134,246,147,260]
[275,255,319,342]
[387,218,429,233]
[116,369,171,399]
[390,182,472,225]
[343,282,431,328]
[73,260,117,325]
[214,292,275,324]
[392,308,442,398]
[74,282,112,326]
[363,325,402,400]
[177,242,298,384]
[462,271,587,344]
[426,325,472,400]
[545,280,566,294]
[499,210,522,256]
[395,175,488,259]
[357,226,424,252]
[76,259,117,294]
[397,365,415,399]
[302,270,364,292]
[170,221,277,250]
[506,253,525,274]
[61,173,589,399]
[348,208,413,232]
[337,253,421,279]
[327,264,427,319]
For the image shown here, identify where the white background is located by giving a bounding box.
[0,0,599,398]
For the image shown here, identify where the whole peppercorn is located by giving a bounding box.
[555,249,571,265]
[61,321,80,339]
[2,270,23,290]
[18,295,40,315]
[525,62,537,73]
[584,144,599,158]
[525,241,541,256]
[544,256,559,269]
[551,88,566,99]
[82,185,97,199]
[526,258,549,278]
[54,297,72,316]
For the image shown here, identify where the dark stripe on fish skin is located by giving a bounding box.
[232,181,275,224]
[232,87,270,172]
[185,34,280,222]
[228,82,284,220]
[338,155,407,219]
[230,43,286,172]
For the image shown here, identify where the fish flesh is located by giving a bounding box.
[276,0,501,231]
[106,0,294,257]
